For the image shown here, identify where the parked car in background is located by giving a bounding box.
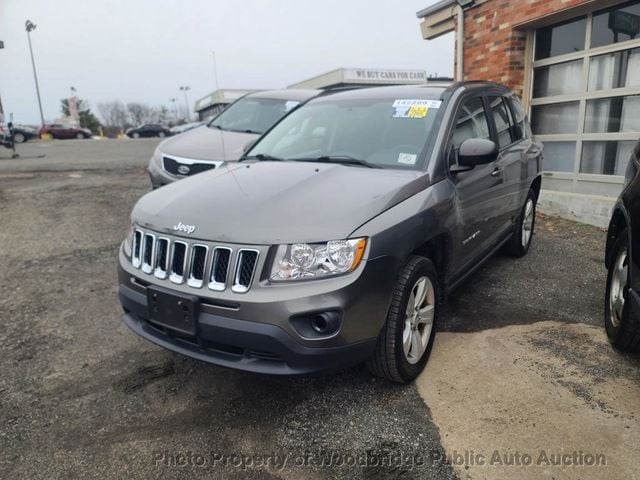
[126,124,172,139]
[39,123,92,140]
[605,138,640,352]
[147,90,321,188]
[169,122,204,135]
[119,82,543,383]
[5,125,38,143]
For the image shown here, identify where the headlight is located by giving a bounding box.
[151,147,162,166]
[270,238,367,281]
[123,225,134,257]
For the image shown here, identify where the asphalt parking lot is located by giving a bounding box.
[1,139,639,480]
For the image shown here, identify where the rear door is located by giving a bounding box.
[485,95,527,232]
[448,95,505,275]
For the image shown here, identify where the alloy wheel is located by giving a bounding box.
[402,276,435,364]
[610,248,628,328]
[522,198,534,248]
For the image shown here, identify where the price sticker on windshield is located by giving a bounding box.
[392,99,442,119]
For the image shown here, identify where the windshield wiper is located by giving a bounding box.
[239,153,287,162]
[209,124,225,131]
[296,155,382,169]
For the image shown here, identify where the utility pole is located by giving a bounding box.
[25,20,45,127]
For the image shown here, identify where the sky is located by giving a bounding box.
[0,0,453,125]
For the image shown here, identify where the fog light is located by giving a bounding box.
[290,311,342,338]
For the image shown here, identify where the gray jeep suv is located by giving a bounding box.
[118,82,543,383]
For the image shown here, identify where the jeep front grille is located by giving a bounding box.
[132,230,143,268]
[129,229,259,293]
[187,245,208,288]
[232,250,259,293]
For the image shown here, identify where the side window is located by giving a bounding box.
[508,95,528,140]
[488,96,515,149]
[451,97,491,151]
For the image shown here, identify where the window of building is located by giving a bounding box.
[535,17,587,60]
[591,1,640,48]
[529,1,640,180]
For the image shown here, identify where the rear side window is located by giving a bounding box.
[452,97,491,150]
[487,96,515,149]
[508,95,528,139]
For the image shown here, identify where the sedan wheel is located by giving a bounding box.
[604,228,640,352]
[76,132,85,139]
[609,247,628,328]
[132,132,140,139]
[13,132,26,143]
[158,132,166,138]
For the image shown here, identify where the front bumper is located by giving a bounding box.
[148,156,177,189]
[118,249,397,375]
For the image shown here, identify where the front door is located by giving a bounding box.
[448,95,504,276]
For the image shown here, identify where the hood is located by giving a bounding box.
[133,161,430,244]
[157,125,258,161]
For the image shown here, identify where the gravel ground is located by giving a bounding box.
[0,140,637,479]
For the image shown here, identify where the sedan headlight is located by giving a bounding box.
[270,238,367,281]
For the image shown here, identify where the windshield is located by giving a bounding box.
[208,97,300,134]
[247,96,441,169]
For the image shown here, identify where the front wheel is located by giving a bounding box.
[76,132,85,139]
[132,132,140,139]
[605,229,640,351]
[367,256,439,383]
[505,189,536,257]
[158,131,166,138]
[13,132,26,143]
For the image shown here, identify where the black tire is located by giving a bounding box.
[13,132,26,143]
[76,132,84,139]
[605,229,640,351]
[158,131,166,138]
[367,255,440,383]
[505,188,537,257]
[132,132,140,139]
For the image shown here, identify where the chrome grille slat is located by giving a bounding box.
[132,229,143,268]
[154,238,170,279]
[232,249,259,294]
[141,233,156,274]
[169,241,188,284]
[187,245,208,288]
[129,228,259,293]
[209,247,232,291]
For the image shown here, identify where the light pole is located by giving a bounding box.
[179,86,191,121]
[169,97,178,123]
[25,20,45,127]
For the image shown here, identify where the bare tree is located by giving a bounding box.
[126,102,150,126]
[97,100,128,127]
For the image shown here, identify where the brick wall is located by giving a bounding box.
[459,0,590,96]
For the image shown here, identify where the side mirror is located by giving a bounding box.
[457,138,498,169]
[242,139,257,153]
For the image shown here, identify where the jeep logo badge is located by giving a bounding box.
[173,222,196,234]
[177,165,190,175]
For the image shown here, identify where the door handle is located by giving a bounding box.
[491,168,502,177]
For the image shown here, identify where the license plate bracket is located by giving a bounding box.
[146,286,199,336]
